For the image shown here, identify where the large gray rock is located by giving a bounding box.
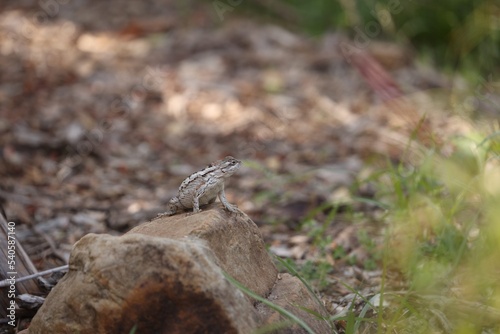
[26,204,331,333]
[28,233,258,334]
[128,204,278,299]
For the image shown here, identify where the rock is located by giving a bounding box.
[257,273,333,334]
[27,233,258,334]
[25,204,330,333]
[128,203,278,299]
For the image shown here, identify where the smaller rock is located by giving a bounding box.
[257,273,333,334]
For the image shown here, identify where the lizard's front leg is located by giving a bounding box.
[192,194,201,213]
[218,185,238,213]
[192,185,208,213]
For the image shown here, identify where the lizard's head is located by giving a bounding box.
[219,156,241,177]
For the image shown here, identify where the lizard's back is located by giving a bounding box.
[176,170,223,208]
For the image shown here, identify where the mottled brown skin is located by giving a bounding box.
[159,157,241,217]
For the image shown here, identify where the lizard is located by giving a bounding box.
[158,156,241,217]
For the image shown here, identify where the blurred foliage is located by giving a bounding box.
[241,0,499,81]
[370,131,500,331]
[363,0,499,80]
[276,0,348,34]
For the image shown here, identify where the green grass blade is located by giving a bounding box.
[275,257,330,316]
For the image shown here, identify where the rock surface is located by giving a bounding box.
[128,203,278,299]
[26,204,330,333]
[27,233,258,334]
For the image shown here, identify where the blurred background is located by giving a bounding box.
[0,0,499,332]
